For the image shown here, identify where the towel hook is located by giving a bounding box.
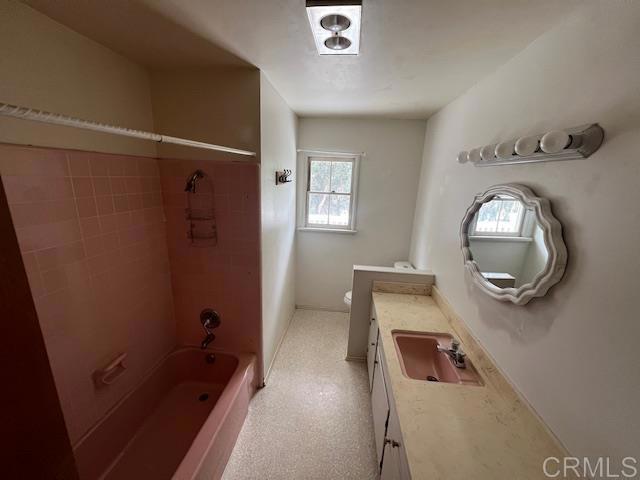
[275,169,293,185]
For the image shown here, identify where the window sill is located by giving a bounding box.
[469,235,532,243]
[297,227,357,234]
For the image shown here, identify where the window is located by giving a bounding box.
[303,155,359,231]
[470,195,525,236]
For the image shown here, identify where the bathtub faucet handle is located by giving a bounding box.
[200,309,221,331]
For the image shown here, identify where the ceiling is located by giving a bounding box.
[24,0,580,119]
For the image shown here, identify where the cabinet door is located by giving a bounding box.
[370,349,389,466]
[367,305,379,391]
[380,390,411,480]
[380,440,401,480]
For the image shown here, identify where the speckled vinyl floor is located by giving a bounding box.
[222,309,378,480]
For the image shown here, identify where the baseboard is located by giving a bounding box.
[295,304,349,313]
[263,307,296,385]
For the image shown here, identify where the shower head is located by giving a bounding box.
[185,170,205,193]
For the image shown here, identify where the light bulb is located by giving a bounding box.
[495,141,515,159]
[480,144,496,162]
[468,148,482,163]
[540,130,570,153]
[324,35,351,50]
[515,136,539,156]
[320,14,351,33]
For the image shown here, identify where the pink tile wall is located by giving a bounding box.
[0,145,176,444]
[159,159,262,377]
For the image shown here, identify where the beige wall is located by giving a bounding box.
[409,2,640,462]
[259,74,297,378]
[150,67,260,162]
[0,3,261,162]
[297,118,426,311]
[0,1,156,157]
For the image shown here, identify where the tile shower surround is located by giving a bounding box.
[159,158,262,366]
[0,144,262,444]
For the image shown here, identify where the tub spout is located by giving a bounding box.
[201,333,216,350]
[199,308,220,349]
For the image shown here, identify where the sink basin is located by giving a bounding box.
[392,330,483,386]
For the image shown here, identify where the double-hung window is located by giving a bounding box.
[303,155,359,231]
[470,195,525,236]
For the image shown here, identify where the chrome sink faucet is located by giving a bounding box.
[437,339,467,369]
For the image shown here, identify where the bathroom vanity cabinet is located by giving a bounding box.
[368,290,574,479]
[367,305,411,480]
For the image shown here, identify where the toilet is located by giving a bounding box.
[344,261,415,309]
[343,290,352,308]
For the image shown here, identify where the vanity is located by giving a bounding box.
[366,284,572,479]
[358,183,573,478]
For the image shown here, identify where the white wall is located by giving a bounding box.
[297,118,426,311]
[260,74,297,378]
[0,1,156,157]
[409,1,640,462]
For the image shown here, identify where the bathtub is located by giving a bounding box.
[73,348,257,480]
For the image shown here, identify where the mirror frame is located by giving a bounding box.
[459,183,567,305]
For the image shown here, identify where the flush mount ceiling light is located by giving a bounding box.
[306,0,362,55]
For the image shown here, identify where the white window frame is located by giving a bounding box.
[469,195,526,237]
[297,153,360,233]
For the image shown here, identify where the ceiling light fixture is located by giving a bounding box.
[306,0,362,55]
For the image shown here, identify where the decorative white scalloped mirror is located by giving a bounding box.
[460,184,568,305]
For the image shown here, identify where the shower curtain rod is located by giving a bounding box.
[0,102,257,157]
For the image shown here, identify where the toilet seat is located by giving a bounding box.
[344,290,352,307]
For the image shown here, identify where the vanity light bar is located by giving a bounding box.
[457,123,604,167]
